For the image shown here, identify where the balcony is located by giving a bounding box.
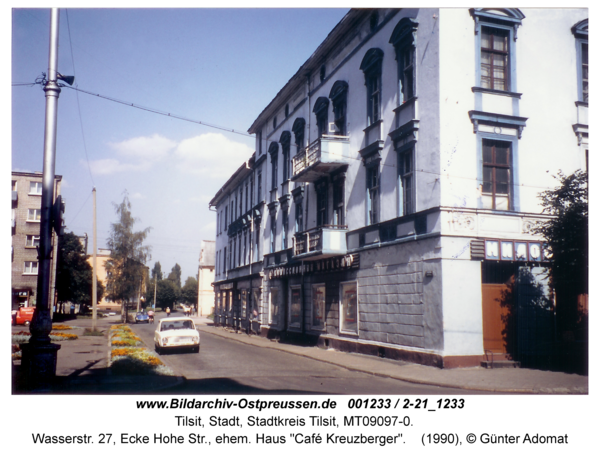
[293,225,348,260]
[291,135,350,183]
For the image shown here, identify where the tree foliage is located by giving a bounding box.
[167,263,182,289]
[152,261,163,281]
[182,276,198,305]
[55,232,104,309]
[105,193,151,307]
[535,170,588,332]
[156,279,180,310]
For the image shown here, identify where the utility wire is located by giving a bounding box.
[65,188,93,227]
[65,9,95,187]
[62,85,254,140]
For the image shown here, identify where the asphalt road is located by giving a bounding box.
[130,321,483,395]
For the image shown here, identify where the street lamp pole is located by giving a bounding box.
[21,8,63,387]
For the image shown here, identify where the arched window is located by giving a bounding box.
[390,18,418,104]
[360,48,384,125]
[313,97,330,138]
[280,131,291,182]
[329,81,348,136]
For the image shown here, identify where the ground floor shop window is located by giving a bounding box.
[252,289,261,321]
[270,288,279,325]
[312,284,326,330]
[340,282,358,334]
[290,286,301,328]
[241,289,247,318]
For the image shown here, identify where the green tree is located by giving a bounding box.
[156,279,180,311]
[182,276,198,306]
[105,193,151,321]
[167,263,182,289]
[55,232,104,313]
[535,170,588,335]
[152,261,163,280]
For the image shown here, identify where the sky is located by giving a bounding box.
[10,7,349,282]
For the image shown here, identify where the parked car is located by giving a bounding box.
[135,312,150,324]
[154,317,200,354]
[13,307,35,325]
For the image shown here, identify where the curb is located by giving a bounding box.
[198,325,588,395]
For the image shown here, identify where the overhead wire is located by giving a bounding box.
[65,9,95,187]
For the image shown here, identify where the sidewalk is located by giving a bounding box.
[12,315,182,394]
[12,315,588,394]
[194,318,588,395]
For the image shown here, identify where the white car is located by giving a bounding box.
[154,317,200,354]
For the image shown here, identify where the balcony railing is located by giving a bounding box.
[291,135,350,182]
[294,225,348,259]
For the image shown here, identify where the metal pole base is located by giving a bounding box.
[19,342,61,390]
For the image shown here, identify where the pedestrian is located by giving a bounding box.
[166,307,170,317]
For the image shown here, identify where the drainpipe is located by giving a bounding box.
[301,260,306,337]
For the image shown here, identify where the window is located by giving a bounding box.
[572,19,589,103]
[257,130,263,155]
[245,181,249,212]
[360,48,383,126]
[241,289,247,319]
[295,201,303,233]
[482,139,511,210]
[254,221,260,260]
[270,215,276,253]
[243,231,248,266]
[273,116,277,130]
[29,181,42,195]
[390,18,419,105]
[252,289,261,322]
[329,81,348,136]
[316,182,327,227]
[223,247,227,273]
[27,209,41,222]
[292,118,305,154]
[239,188,243,216]
[290,286,301,328]
[481,27,509,91]
[366,165,379,224]
[281,210,288,249]
[24,261,38,275]
[471,9,524,93]
[238,233,242,267]
[12,180,17,191]
[398,147,414,215]
[340,282,358,334]
[319,64,326,82]
[269,142,279,190]
[313,97,329,138]
[280,131,291,182]
[270,288,279,325]
[333,175,345,226]
[312,284,326,330]
[224,206,228,229]
[26,235,40,247]
[257,170,262,203]
[581,42,588,103]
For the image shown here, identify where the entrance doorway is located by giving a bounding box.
[481,262,517,354]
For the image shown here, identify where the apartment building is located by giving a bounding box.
[11,171,62,310]
[210,8,588,367]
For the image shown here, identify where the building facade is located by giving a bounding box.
[210,8,588,367]
[11,171,62,310]
[198,240,215,316]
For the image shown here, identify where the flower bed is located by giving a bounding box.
[110,324,142,347]
[12,331,78,344]
[108,325,173,376]
[52,324,73,331]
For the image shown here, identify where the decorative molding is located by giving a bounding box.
[468,110,528,138]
